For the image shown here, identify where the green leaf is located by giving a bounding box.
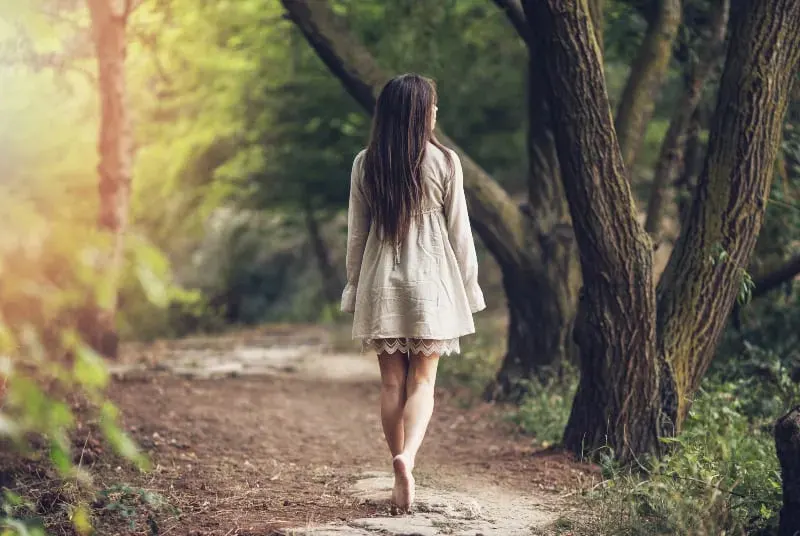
[49,438,72,474]
[100,403,150,470]
[74,344,109,389]
[71,504,93,535]
[2,490,22,507]
[135,264,169,308]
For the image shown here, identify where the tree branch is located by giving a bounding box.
[752,254,800,298]
[614,0,682,171]
[491,0,533,47]
[280,0,530,267]
[644,0,729,237]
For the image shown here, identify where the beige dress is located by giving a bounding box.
[341,143,486,356]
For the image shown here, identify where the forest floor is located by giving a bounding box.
[2,324,599,535]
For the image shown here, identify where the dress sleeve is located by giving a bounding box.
[443,151,486,313]
[341,152,370,313]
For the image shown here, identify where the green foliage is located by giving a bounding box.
[507,371,578,448]
[0,491,45,536]
[437,326,504,395]
[95,484,178,534]
[117,233,226,340]
[589,377,786,535]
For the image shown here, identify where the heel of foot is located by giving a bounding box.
[391,455,414,510]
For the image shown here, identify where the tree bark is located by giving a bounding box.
[614,0,682,171]
[283,0,580,395]
[526,0,662,461]
[302,200,342,305]
[487,54,580,400]
[644,0,728,238]
[775,406,800,536]
[656,0,800,425]
[529,0,800,461]
[587,0,604,54]
[83,0,134,358]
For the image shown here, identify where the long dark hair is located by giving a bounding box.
[362,73,452,245]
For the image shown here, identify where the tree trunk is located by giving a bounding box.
[84,0,134,358]
[528,0,800,462]
[644,0,729,238]
[655,0,800,425]
[526,0,662,461]
[775,406,800,536]
[283,0,579,392]
[486,32,580,400]
[489,239,578,400]
[614,0,682,171]
[303,200,342,305]
[587,0,604,54]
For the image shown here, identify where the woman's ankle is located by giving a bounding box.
[396,451,415,471]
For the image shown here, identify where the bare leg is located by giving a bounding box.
[393,351,440,509]
[401,352,439,468]
[377,351,409,457]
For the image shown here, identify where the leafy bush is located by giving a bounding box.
[117,233,227,341]
[586,372,793,535]
[0,213,156,532]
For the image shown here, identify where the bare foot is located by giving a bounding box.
[392,454,415,510]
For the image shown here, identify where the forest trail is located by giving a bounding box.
[105,325,594,535]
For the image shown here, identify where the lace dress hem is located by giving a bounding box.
[362,337,460,356]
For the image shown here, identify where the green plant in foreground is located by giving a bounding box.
[1,491,45,536]
[590,379,785,536]
[0,215,174,532]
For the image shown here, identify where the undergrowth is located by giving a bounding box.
[588,378,788,536]
[453,309,798,535]
[506,372,577,447]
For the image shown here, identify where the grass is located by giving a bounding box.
[437,312,506,397]
[505,371,577,447]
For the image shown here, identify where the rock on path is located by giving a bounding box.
[290,471,559,535]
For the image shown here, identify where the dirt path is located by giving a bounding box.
[94,326,594,535]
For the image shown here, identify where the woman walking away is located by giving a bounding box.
[341,73,486,511]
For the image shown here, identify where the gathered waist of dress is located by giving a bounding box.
[416,205,444,215]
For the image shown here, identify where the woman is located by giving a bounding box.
[341,73,485,510]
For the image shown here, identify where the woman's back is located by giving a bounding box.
[343,142,485,341]
[340,73,484,512]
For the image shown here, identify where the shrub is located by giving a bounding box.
[0,213,154,533]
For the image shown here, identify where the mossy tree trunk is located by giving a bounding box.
[526,0,662,459]
[655,0,800,425]
[282,0,580,398]
[527,0,800,462]
[83,0,135,359]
